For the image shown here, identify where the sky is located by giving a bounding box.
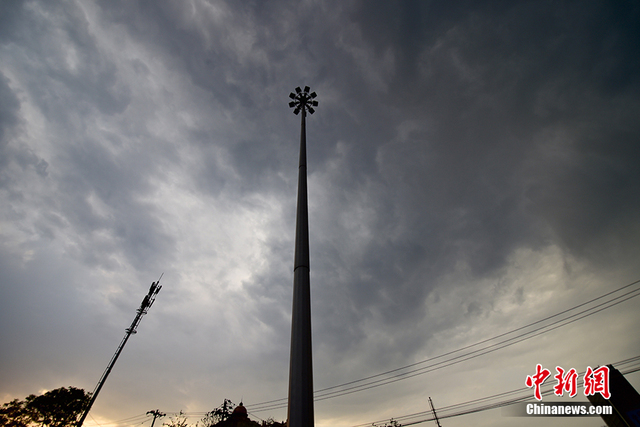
[1,1,640,427]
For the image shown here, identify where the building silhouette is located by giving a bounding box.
[214,404,261,427]
[587,364,640,426]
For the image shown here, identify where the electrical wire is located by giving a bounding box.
[83,413,150,427]
[356,356,640,427]
[82,279,640,425]
[327,278,640,394]
[248,279,640,412]
[402,360,640,425]
[88,413,104,427]
[88,355,640,427]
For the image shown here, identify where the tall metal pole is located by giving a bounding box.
[76,276,163,427]
[287,86,318,427]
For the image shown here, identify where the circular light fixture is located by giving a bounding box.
[289,86,318,115]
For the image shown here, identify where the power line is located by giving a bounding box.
[82,279,640,425]
[83,413,151,427]
[248,279,640,412]
[310,285,640,399]
[405,361,640,424]
[88,413,103,427]
[357,356,640,427]
[328,278,640,394]
[85,357,640,427]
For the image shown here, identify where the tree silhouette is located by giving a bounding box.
[1,387,90,427]
[197,400,235,427]
[0,399,30,427]
[372,419,401,427]
[163,411,189,427]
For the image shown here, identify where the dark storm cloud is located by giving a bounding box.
[0,0,27,44]
[93,0,272,196]
[52,134,176,270]
[356,0,640,266]
[0,245,111,386]
[93,0,380,196]
[7,1,131,120]
[0,73,18,127]
[0,69,50,200]
[295,0,640,365]
[0,1,174,275]
[1,1,639,425]
[0,72,20,168]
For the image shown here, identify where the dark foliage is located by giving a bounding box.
[1,387,90,427]
[197,400,235,427]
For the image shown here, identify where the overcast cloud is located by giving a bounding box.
[1,1,639,427]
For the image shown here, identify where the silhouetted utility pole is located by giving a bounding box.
[287,86,318,427]
[147,410,166,427]
[76,276,163,427]
[429,397,442,427]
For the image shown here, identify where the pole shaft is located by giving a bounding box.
[76,318,137,427]
[287,109,314,427]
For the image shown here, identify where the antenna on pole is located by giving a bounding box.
[429,397,442,427]
[76,275,164,427]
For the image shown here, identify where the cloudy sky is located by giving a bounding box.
[1,1,640,427]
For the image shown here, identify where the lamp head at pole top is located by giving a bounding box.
[289,86,318,115]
